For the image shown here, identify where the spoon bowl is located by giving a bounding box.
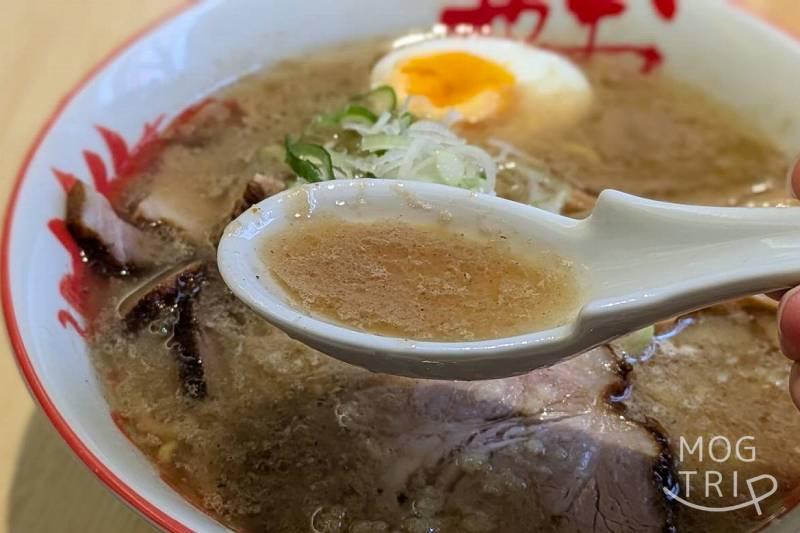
[218,179,800,380]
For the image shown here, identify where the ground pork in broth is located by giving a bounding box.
[86,39,799,532]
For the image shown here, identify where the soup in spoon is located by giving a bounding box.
[263,215,582,341]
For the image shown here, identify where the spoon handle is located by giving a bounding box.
[576,190,800,333]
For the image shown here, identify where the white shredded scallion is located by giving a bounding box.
[330,113,496,194]
[288,98,575,206]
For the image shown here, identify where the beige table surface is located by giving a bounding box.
[0,1,797,532]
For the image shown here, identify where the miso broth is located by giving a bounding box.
[264,216,581,341]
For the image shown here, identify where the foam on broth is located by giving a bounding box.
[264,216,581,341]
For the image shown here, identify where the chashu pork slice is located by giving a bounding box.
[66,181,165,274]
[227,347,676,531]
[132,99,260,246]
[135,170,288,246]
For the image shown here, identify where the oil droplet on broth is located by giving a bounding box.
[262,215,582,341]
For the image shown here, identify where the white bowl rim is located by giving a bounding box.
[4,1,800,532]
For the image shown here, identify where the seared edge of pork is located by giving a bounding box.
[230,172,288,220]
[117,260,206,331]
[206,172,289,244]
[66,181,165,275]
[608,358,680,532]
[172,296,209,399]
[117,260,209,399]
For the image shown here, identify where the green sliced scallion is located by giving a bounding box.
[284,136,334,183]
[338,104,378,126]
[316,104,377,127]
[353,85,397,115]
[398,111,415,129]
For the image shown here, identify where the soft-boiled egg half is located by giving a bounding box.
[371,37,592,128]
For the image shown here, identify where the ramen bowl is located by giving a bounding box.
[4,0,800,530]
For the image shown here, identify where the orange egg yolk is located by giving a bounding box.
[399,51,516,108]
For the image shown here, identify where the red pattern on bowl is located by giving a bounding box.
[441,0,678,71]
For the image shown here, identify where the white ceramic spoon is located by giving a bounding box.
[217,179,800,380]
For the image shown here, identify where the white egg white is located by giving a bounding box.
[371,36,593,128]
